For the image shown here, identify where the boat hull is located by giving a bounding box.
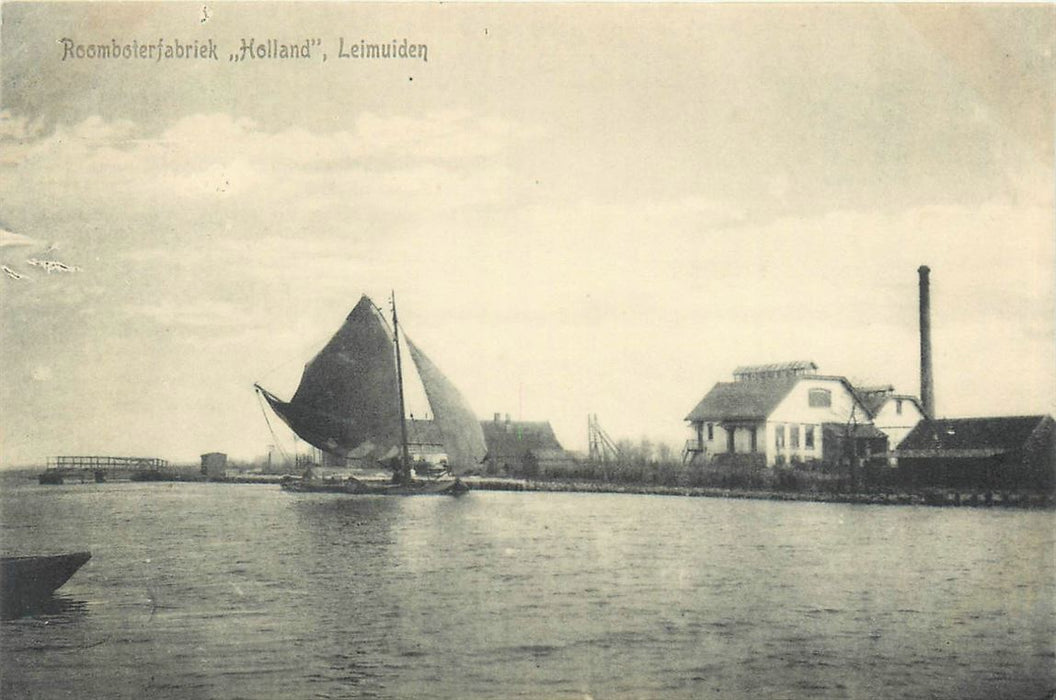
[1,551,91,617]
[281,477,469,497]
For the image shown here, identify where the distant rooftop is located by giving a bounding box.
[480,416,564,458]
[898,415,1051,454]
[686,377,800,422]
[686,369,880,422]
[854,385,922,415]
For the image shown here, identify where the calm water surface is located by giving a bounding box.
[2,478,1053,699]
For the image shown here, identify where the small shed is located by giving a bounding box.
[200,452,228,478]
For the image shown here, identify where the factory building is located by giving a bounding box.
[684,361,891,469]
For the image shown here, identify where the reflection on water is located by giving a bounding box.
[1,593,89,622]
[2,479,1054,699]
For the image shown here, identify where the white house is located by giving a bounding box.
[684,361,887,468]
[857,385,927,451]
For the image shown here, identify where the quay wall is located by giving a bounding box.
[461,477,1055,509]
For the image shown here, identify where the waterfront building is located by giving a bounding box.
[895,415,1055,491]
[684,361,887,468]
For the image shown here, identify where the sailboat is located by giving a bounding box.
[255,293,483,495]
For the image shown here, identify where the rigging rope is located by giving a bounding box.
[254,340,316,383]
[255,387,292,465]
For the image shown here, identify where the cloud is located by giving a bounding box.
[1,112,530,231]
[122,299,251,329]
[0,111,45,145]
[145,110,521,170]
[69,115,140,144]
[0,227,41,248]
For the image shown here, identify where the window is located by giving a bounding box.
[790,424,800,449]
[805,425,815,449]
[808,388,832,408]
[750,427,757,453]
[896,399,903,415]
[775,424,786,449]
[707,423,714,441]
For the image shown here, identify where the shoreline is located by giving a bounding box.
[18,470,1054,509]
[461,477,1056,509]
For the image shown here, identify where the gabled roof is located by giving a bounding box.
[897,416,1051,454]
[685,377,800,422]
[889,394,925,415]
[857,386,894,415]
[480,420,564,458]
[857,385,895,395]
[810,375,876,418]
[857,389,924,416]
[686,373,876,423]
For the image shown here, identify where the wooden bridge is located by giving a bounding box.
[40,456,170,484]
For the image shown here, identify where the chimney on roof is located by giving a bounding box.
[918,265,935,418]
[493,412,501,423]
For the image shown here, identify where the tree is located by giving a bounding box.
[638,437,654,465]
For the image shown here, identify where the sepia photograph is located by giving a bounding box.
[1,2,1053,698]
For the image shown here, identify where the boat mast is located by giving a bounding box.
[391,291,413,484]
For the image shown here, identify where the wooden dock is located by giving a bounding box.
[39,456,170,484]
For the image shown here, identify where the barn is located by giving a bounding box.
[895,415,1055,491]
[480,413,574,477]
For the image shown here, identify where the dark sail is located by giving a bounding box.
[407,338,487,471]
[259,295,402,458]
[257,294,484,473]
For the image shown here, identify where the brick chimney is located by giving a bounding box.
[918,265,935,418]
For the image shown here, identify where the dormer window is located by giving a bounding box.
[808,388,832,408]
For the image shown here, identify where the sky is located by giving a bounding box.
[1,3,1053,466]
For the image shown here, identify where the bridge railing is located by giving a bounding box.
[46,456,169,471]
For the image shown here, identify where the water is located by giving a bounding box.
[2,478,1053,699]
